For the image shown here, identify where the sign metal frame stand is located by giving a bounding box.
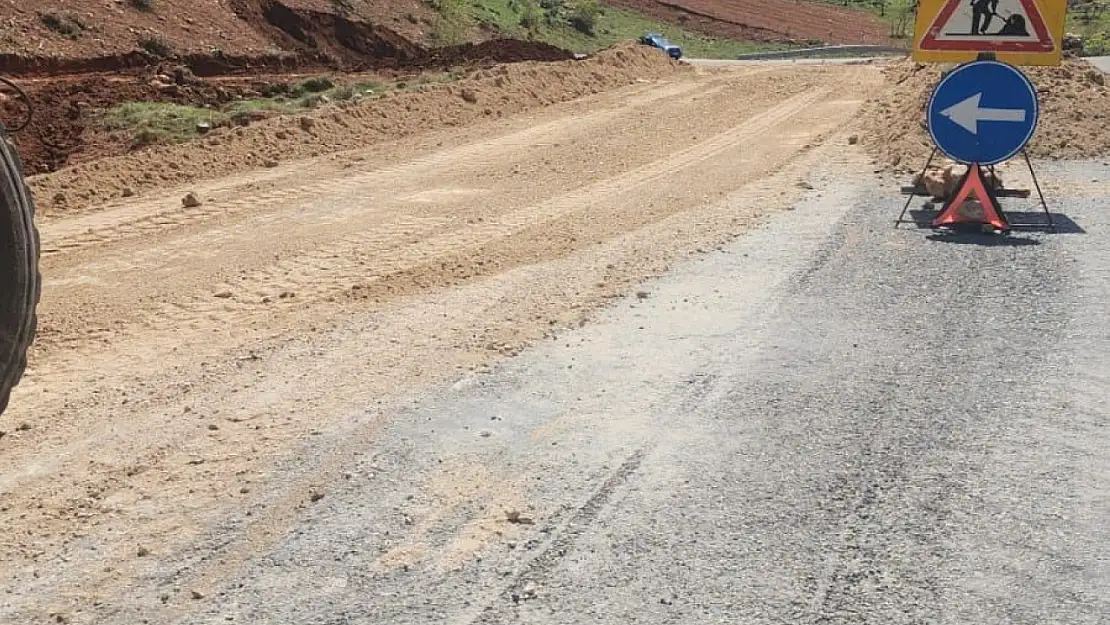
[894,52,1055,232]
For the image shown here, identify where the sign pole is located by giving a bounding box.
[1022,149,1055,230]
[894,147,940,228]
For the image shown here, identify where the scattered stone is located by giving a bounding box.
[213,290,233,299]
[182,192,201,208]
[137,546,151,557]
[190,590,204,600]
[121,187,136,198]
[15,423,31,431]
[460,89,479,104]
[196,122,212,134]
[52,192,67,205]
[848,134,859,145]
[263,159,279,168]
[635,291,649,299]
[299,116,315,131]
[505,509,534,525]
[207,423,219,431]
[172,66,197,85]
[310,492,325,503]
[796,181,814,190]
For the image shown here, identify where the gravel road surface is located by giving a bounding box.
[184,162,1109,624]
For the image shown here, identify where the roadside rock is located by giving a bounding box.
[182,192,201,208]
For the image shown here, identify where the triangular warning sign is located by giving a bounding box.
[932,164,1010,231]
[919,0,1055,52]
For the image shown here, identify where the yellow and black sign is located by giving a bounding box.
[912,0,1067,66]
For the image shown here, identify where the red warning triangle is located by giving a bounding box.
[932,164,1009,231]
[919,0,1055,52]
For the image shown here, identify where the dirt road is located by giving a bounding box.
[0,63,881,623]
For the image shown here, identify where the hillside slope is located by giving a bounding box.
[605,0,899,45]
[0,0,901,72]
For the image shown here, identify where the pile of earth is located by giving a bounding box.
[856,58,1110,173]
[28,43,688,214]
[0,37,574,177]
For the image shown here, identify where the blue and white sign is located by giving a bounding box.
[926,59,1039,166]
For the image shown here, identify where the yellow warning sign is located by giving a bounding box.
[912,0,1067,66]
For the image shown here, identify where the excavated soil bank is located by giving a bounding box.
[1,36,574,176]
[858,58,1110,172]
[28,43,687,214]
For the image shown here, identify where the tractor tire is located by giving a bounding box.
[0,126,39,417]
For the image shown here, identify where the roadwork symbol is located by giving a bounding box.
[912,0,1066,65]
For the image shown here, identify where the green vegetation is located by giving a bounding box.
[453,0,794,57]
[103,102,225,147]
[139,36,174,57]
[428,0,475,45]
[100,77,440,147]
[1068,0,1110,55]
[39,11,86,38]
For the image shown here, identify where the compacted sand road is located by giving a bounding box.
[0,63,883,623]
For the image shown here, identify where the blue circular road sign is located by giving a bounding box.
[927,60,1039,166]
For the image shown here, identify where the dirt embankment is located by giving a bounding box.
[28,44,687,215]
[857,58,1110,172]
[1,35,574,177]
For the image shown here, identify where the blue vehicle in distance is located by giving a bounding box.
[639,33,682,60]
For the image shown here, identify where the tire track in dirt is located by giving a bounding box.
[103,80,870,625]
[0,64,883,625]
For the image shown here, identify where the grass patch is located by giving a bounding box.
[139,36,173,57]
[428,0,474,44]
[1068,0,1110,55]
[39,11,86,38]
[99,75,455,147]
[103,102,227,146]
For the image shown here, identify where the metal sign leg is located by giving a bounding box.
[895,146,939,229]
[1022,149,1054,231]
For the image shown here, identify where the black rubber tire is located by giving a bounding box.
[0,126,39,417]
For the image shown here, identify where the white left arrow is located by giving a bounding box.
[939,92,1026,135]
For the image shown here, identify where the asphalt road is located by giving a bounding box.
[1086,55,1110,73]
[171,161,1110,624]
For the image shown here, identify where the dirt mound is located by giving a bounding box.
[606,0,900,45]
[857,58,1110,172]
[28,43,688,214]
[418,40,575,67]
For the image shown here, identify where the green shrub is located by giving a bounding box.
[39,12,85,38]
[519,0,543,31]
[296,77,335,94]
[1085,31,1110,55]
[139,36,173,57]
[568,0,600,34]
